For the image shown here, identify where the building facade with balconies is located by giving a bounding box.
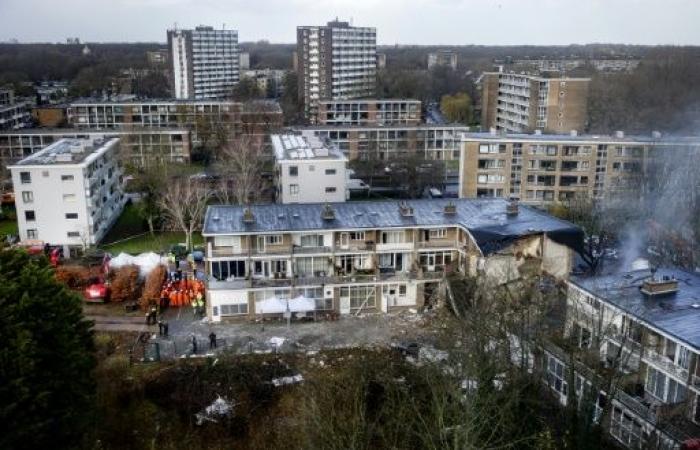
[459,131,700,205]
[8,137,126,255]
[0,88,31,130]
[546,268,700,449]
[297,20,377,121]
[167,26,239,100]
[479,72,590,134]
[201,198,582,322]
[317,99,421,126]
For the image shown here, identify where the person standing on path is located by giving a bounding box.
[191,334,197,354]
[209,332,217,349]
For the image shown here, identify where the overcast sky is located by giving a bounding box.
[1,0,699,45]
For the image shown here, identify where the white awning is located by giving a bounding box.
[255,296,315,314]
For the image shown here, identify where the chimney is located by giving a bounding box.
[242,207,255,224]
[506,199,519,216]
[534,129,542,135]
[443,202,457,215]
[399,201,414,217]
[651,130,662,139]
[321,203,335,220]
[570,129,578,137]
[641,273,679,297]
[615,130,625,139]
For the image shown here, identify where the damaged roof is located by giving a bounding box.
[570,268,700,350]
[203,198,583,255]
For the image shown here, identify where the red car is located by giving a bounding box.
[84,277,110,303]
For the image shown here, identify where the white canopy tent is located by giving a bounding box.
[255,296,315,314]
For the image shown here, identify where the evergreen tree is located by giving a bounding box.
[0,248,95,450]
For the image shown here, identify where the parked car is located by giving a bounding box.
[84,277,110,303]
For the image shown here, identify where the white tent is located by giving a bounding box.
[109,252,168,276]
[255,296,315,314]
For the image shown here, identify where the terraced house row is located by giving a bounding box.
[201,198,582,322]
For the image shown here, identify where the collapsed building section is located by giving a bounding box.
[201,198,583,322]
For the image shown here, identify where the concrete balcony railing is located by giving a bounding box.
[642,348,689,382]
[416,240,459,249]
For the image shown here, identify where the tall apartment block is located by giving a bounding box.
[0,88,31,130]
[201,199,580,322]
[317,99,421,126]
[297,20,377,121]
[8,137,126,255]
[458,131,700,204]
[428,51,458,70]
[167,26,240,100]
[479,72,590,134]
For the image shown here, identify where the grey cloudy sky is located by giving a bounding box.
[1,0,698,45]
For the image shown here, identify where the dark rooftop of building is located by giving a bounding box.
[570,268,700,350]
[463,131,700,145]
[203,198,583,255]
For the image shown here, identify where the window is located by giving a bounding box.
[667,378,687,404]
[349,231,365,241]
[611,406,643,449]
[20,172,31,184]
[295,257,327,276]
[325,187,337,193]
[61,175,74,181]
[308,165,315,172]
[264,235,283,245]
[645,367,666,400]
[220,303,248,316]
[289,184,299,195]
[546,355,568,396]
[325,169,337,175]
[42,171,49,178]
[300,234,324,247]
[67,231,80,238]
[24,210,35,221]
[340,286,376,309]
[381,230,404,244]
[21,191,33,203]
[65,213,78,219]
[26,229,37,239]
[429,228,447,239]
[214,236,239,247]
[211,260,246,281]
[289,166,298,176]
[63,193,76,202]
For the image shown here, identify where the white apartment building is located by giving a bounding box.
[168,26,240,100]
[201,199,581,322]
[8,137,126,256]
[272,132,348,204]
[297,20,377,121]
[0,88,31,130]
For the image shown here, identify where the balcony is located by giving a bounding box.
[416,240,459,249]
[293,246,332,255]
[642,348,689,382]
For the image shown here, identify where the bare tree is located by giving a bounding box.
[214,135,268,205]
[158,177,213,251]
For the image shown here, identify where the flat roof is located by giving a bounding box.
[462,132,700,145]
[301,124,468,131]
[203,198,583,255]
[570,268,700,350]
[0,127,190,136]
[9,137,118,166]
[319,99,421,104]
[272,132,346,161]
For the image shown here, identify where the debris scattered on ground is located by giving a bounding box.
[271,374,304,387]
[195,396,234,425]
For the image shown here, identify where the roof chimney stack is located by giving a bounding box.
[399,201,414,217]
[506,199,519,216]
[570,129,578,137]
[615,130,625,139]
[242,207,255,224]
[651,130,662,139]
[321,203,336,220]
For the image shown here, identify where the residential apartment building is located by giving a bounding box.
[303,124,468,195]
[317,99,421,126]
[297,20,377,121]
[459,131,700,204]
[167,26,240,99]
[538,268,700,449]
[479,72,590,134]
[428,51,458,70]
[0,88,31,130]
[201,198,581,322]
[272,132,348,204]
[66,99,282,146]
[513,58,640,73]
[0,128,192,174]
[241,69,287,98]
[8,137,126,255]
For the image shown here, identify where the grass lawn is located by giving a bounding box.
[99,231,203,255]
[99,202,203,255]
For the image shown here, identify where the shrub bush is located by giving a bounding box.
[140,264,167,310]
[110,265,142,302]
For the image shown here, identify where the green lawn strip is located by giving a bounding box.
[99,231,203,255]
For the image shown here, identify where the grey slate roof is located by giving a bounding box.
[571,268,700,350]
[203,199,583,255]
